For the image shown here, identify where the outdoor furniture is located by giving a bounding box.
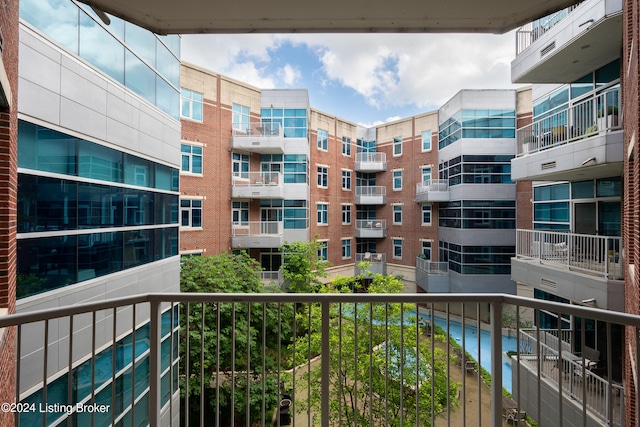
[465,359,477,374]
[506,408,527,424]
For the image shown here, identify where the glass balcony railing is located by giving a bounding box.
[516,87,621,156]
[4,292,633,426]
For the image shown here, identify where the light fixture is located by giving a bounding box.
[581,156,596,166]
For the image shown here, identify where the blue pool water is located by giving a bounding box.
[417,314,517,393]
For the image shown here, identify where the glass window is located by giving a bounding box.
[233,104,251,131]
[317,129,328,151]
[317,241,328,261]
[342,205,352,224]
[284,200,307,229]
[232,153,249,179]
[596,177,621,197]
[393,205,402,225]
[181,89,203,121]
[317,203,328,225]
[421,167,432,183]
[124,50,156,106]
[18,121,77,175]
[393,170,402,190]
[181,144,203,174]
[77,183,123,229]
[421,130,432,151]
[393,136,402,156]
[283,154,307,184]
[317,166,328,188]
[393,239,403,259]
[18,175,78,232]
[79,12,124,84]
[342,170,352,190]
[124,154,151,187]
[342,239,351,259]
[342,136,351,156]
[124,189,154,226]
[79,142,124,182]
[421,241,432,260]
[180,199,202,228]
[422,204,432,225]
[232,201,249,225]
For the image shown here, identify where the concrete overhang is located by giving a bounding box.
[79,0,578,35]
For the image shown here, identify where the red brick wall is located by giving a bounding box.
[623,0,640,423]
[0,0,19,422]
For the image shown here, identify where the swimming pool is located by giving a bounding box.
[416,314,517,393]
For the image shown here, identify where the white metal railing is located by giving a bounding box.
[355,252,386,263]
[231,221,283,236]
[355,152,386,164]
[416,257,448,274]
[517,329,624,425]
[416,180,449,195]
[232,122,282,137]
[516,229,622,279]
[515,4,583,55]
[261,270,282,282]
[520,328,574,353]
[232,171,283,186]
[3,293,636,426]
[516,87,621,156]
[355,185,387,197]
[355,219,387,230]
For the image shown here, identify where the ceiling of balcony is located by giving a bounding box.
[79,0,578,35]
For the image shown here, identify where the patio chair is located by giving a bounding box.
[506,408,526,424]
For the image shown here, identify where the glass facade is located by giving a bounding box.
[439,200,515,229]
[439,242,515,275]
[20,0,180,119]
[438,109,516,149]
[438,155,513,186]
[19,306,179,426]
[261,108,308,138]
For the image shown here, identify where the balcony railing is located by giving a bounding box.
[415,180,449,202]
[516,87,621,156]
[232,172,284,198]
[231,122,284,153]
[515,3,583,55]
[231,221,284,248]
[232,122,282,138]
[354,152,387,172]
[355,185,387,205]
[416,257,448,275]
[3,293,637,426]
[354,219,387,238]
[355,252,386,276]
[515,229,623,280]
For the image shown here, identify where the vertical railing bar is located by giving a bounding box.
[369,303,374,427]
[429,303,435,427]
[385,303,390,427]
[215,302,221,427]
[170,302,175,426]
[149,299,161,427]
[66,315,73,427]
[184,302,190,427]
[353,302,358,425]
[557,310,563,426]
[490,301,502,427]
[414,303,420,427]
[111,307,117,427]
[535,309,541,424]
[477,303,481,427]
[515,305,521,418]
[581,316,587,427]
[307,303,312,427]
[246,304,251,427]
[338,303,343,427]
[131,304,136,425]
[262,303,266,427]
[15,324,21,427]
[90,311,96,427]
[607,321,614,425]
[636,326,640,427]
[460,303,465,427]
[200,303,205,427]
[321,301,330,427]
[231,303,236,427]
[42,319,48,427]
[291,303,296,427]
[445,303,450,427]
[399,302,404,427]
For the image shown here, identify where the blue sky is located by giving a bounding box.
[181,33,520,127]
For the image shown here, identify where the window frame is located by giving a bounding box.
[341,238,352,259]
[317,240,328,261]
[393,204,403,225]
[393,169,403,191]
[422,204,432,225]
[341,204,352,225]
[181,142,203,175]
[421,130,432,152]
[342,169,352,191]
[393,136,403,157]
[342,136,351,156]
[392,238,403,259]
[232,103,250,131]
[180,198,203,229]
[317,165,329,188]
[180,88,203,122]
[317,129,329,151]
[317,203,329,225]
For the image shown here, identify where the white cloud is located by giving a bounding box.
[278,64,302,86]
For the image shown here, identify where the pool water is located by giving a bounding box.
[417,314,517,393]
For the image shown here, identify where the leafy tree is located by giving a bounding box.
[280,238,331,292]
[292,273,459,426]
[179,252,294,426]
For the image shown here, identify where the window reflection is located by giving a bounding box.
[125,50,156,105]
[79,12,125,84]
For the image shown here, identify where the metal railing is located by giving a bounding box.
[355,252,386,263]
[231,221,284,236]
[232,122,282,137]
[516,229,623,279]
[4,293,638,426]
[355,152,386,164]
[261,270,282,282]
[516,87,621,156]
[416,257,448,274]
[515,4,583,55]
[355,186,387,197]
[232,171,283,186]
[415,180,449,195]
[355,219,387,230]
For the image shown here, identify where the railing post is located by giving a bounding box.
[490,301,503,426]
[149,299,162,427]
[321,301,330,427]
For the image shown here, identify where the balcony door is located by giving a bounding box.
[260,208,281,234]
[574,202,596,235]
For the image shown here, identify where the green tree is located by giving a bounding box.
[280,239,331,292]
[179,252,294,425]
[292,273,458,426]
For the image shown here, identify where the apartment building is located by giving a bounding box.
[179,63,525,294]
[509,0,626,423]
[14,1,182,424]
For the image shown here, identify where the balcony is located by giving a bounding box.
[231,221,284,248]
[231,122,284,153]
[355,185,387,205]
[415,180,450,202]
[355,252,387,277]
[512,0,623,83]
[5,292,635,427]
[354,152,387,172]
[415,257,450,292]
[231,172,284,199]
[512,88,623,182]
[354,219,387,238]
[512,229,623,310]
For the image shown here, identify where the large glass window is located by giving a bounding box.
[393,205,402,225]
[283,200,307,229]
[393,239,403,259]
[421,130,432,151]
[181,89,204,121]
[317,166,328,188]
[261,108,307,138]
[393,170,402,190]
[438,155,513,186]
[233,104,251,131]
[317,129,328,151]
[180,199,202,228]
[439,200,515,229]
[342,170,352,190]
[342,239,352,259]
[342,136,351,156]
[232,201,249,226]
[438,110,516,149]
[317,203,328,225]
[342,204,352,224]
[232,153,249,179]
[393,136,402,156]
[440,243,514,275]
[283,155,307,184]
[181,144,203,174]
